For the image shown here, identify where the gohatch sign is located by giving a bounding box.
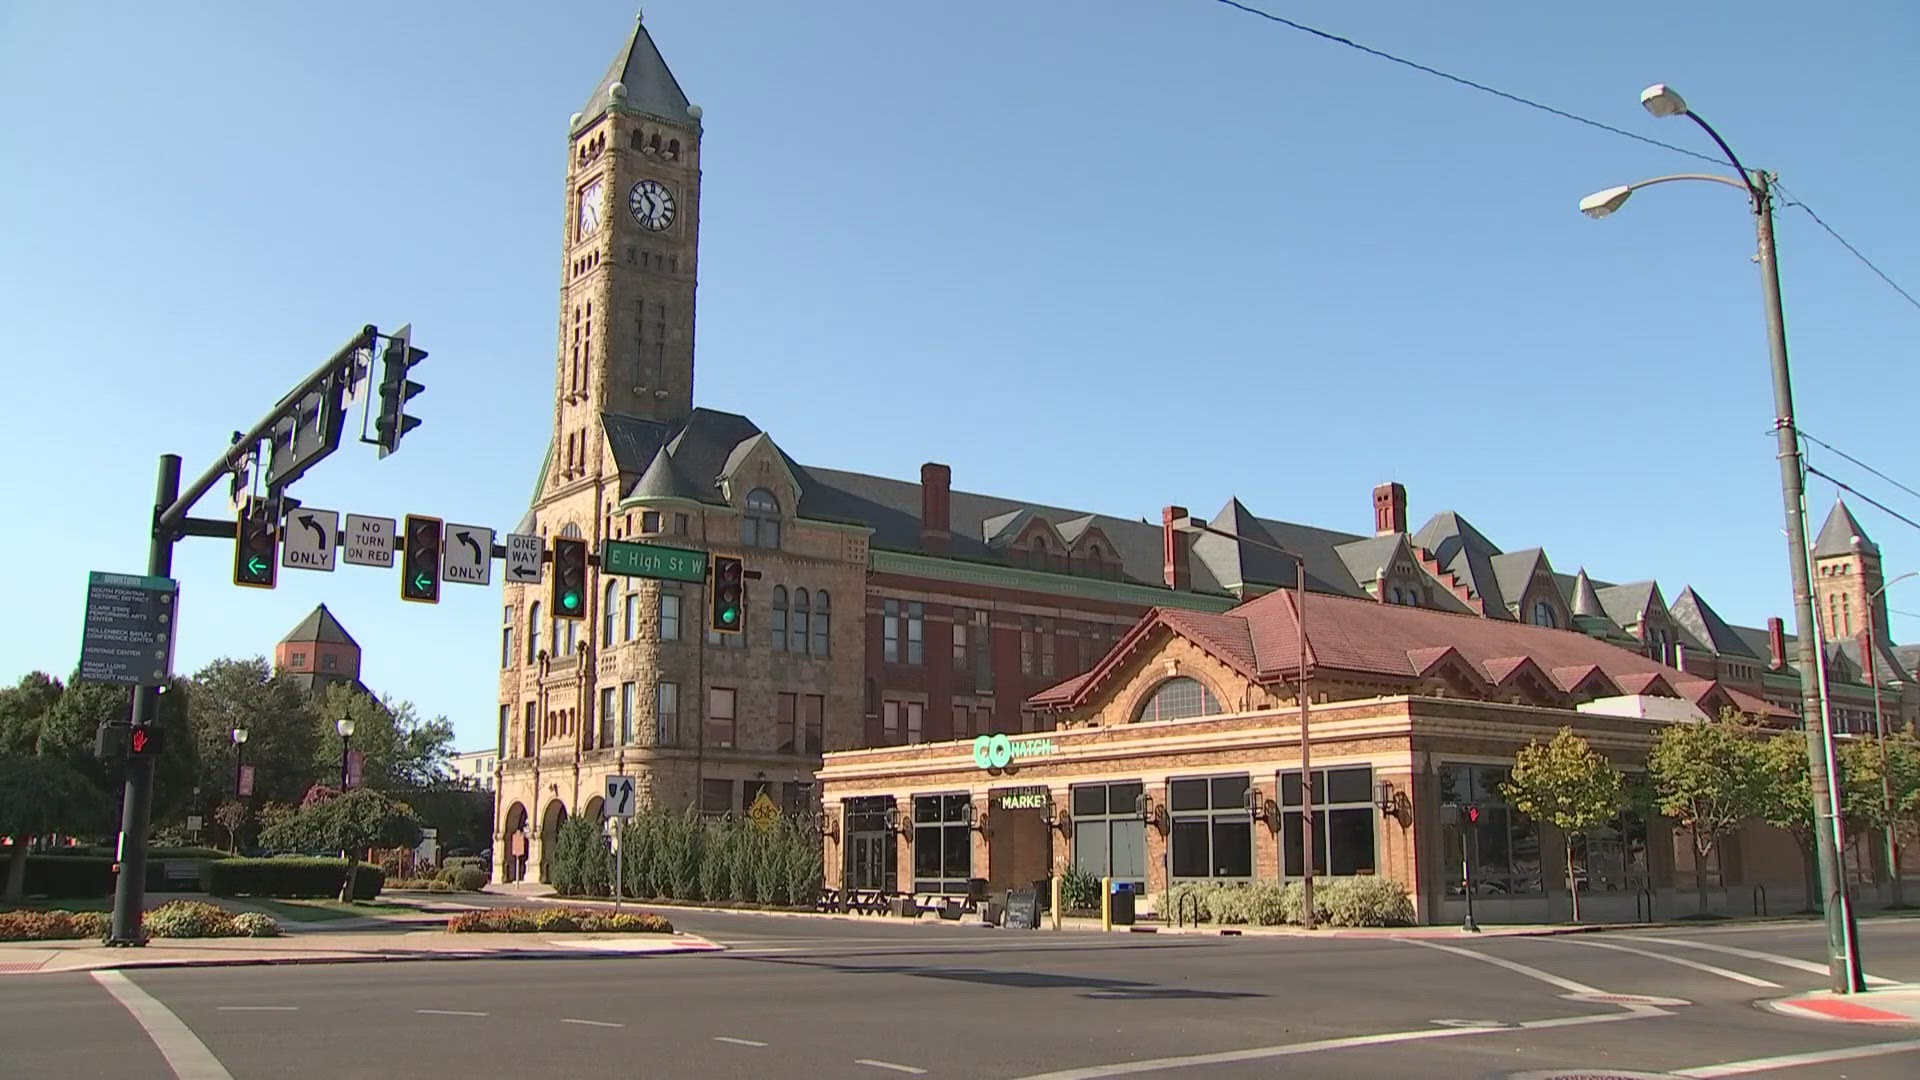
[971,733,1055,770]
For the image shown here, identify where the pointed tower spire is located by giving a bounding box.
[1812,498,1879,558]
[1570,568,1604,617]
[577,10,698,134]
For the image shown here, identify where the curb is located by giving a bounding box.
[12,935,724,975]
[1769,996,1919,1025]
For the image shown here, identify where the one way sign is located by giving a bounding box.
[605,775,637,819]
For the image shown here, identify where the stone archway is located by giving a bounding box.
[500,802,529,883]
[582,795,605,825]
[538,799,568,884]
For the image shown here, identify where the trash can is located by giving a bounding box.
[1109,880,1136,926]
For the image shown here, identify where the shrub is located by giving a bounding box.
[0,909,108,941]
[1244,882,1287,926]
[1317,877,1415,927]
[1205,884,1251,925]
[202,857,384,899]
[388,877,454,892]
[609,912,672,933]
[145,900,239,939]
[11,855,115,898]
[229,912,282,938]
[445,906,673,934]
[438,866,489,892]
[1158,882,1210,923]
[1060,866,1101,912]
[442,856,487,876]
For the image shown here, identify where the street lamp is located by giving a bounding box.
[1173,517,1317,929]
[336,716,355,789]
[230,726,248,797]
[1581,83,1863,993]
[1865,569,1916,909]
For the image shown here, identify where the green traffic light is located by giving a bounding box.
[247,556,267,576]
[722,606,737,624]
[413,573,431,591]
[563,590,580,611]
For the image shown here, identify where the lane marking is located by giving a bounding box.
[561,1018,624,1028]
[417,1009,489,1017]
[857,1059,928,1074]
[1396,937,1603,995]
[1671,1037,1920,1077]
[1551,938,1780,988]
[92,970,236,1080]
[714,1036,768,1047]
[216,1006,298,1011]
[1612,934,1898,986]
[1008,1006,1658,1080]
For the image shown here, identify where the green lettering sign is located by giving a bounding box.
[972,734,1055,771]
[600,539,709,584]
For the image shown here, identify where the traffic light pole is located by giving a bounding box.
[107,327,378,946]
[107,454,181,945]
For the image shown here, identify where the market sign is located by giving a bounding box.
[995,786,1051,811]
[971,733,1055,771]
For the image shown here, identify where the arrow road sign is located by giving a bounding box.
[605,775,637,819]
[442,524,493,586]
[342,514,395,568]
[281,507,338,572]
[505,532,543,584]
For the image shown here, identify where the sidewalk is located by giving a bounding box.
[1771,985,1920,1025]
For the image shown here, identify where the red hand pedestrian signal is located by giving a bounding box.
[1466,804,1480,824]
[129,726,165,757]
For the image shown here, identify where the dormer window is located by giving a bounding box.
[1532,601,1557,628]
[742,488,781,549]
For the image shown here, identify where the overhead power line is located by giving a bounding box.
[1800,430,1920,508]
[1210,0,1920,317]
[1805,465,1920,536]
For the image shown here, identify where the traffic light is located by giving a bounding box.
[233,508,277,589]
[373,324,427,458]
[128,725,165,758]
[710,554,744,634]
[552,537,588,619]
[402,514,442,604]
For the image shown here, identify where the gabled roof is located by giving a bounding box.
[281,604,358,648]
[1334,534,1404,589]
[1812,499,1879,559]
[1668,587,1761,659]
[1411,511,1508,616]
[576,13,696,134]
[982,507,1043,548]
[1192,498,1301,591]
[1595,581,1663,629]
[1056,514,1099,545]
[1490,548,1550,614]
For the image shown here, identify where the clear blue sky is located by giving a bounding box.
[3,1,1916,751]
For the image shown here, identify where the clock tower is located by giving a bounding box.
[551,10,702,490]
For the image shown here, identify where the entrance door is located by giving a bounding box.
[844,796,897,892]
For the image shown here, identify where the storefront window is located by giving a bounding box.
[912,793,972,895]
[1280,766,1377,877]
[1570,811,1649,894]
[1071,781,1146,888]
[1438,763,1543,896]
[1169,775,1252,880]
[844,796,897,892]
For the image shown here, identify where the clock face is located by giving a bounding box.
[629,179,675,232]
[578,179,604,237]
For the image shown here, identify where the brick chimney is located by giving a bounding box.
[1373,482,1407,535]
[920,462,952,554]
[1767,616,1786,670]
[1162,505,1191,591]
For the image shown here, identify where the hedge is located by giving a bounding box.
[1156,878,1416,928]
[201,857,385,899]
[548,808,823,907]
[446,907,673,934]
[12,856,115,898]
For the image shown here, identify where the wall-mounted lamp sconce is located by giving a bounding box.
[1376,779,1396,817]
[812,808,839,840]
[1243,786,1268,822]
[883,805,903,834]
[1135,792,1168,834]
[1048,805,1073,838]
[965,804,992,837]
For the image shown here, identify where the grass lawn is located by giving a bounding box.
[241,898,416,923]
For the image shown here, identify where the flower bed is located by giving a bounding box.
[0,902,281,940]
[446,907,673,934]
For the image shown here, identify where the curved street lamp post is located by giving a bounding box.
[1581,83,1863,993]
[1865,571,1916,909]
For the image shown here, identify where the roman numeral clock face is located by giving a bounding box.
[629,179,675,232]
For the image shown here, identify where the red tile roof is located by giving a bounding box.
[1034,587,1793,717]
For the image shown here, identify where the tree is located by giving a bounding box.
[1837,730,1920,905]
[187,657,320,812]
[1649,707,1769,915]
[0,754,114,900]
[306,685,454,792]
[37,674,197,824]
[1754,731,1822,912]
[0,672,64,755]
[258,788,422,901]
[1502,728,1625,922]
[213,799,249,853]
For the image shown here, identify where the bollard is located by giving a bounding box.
[1051,874,1063,931]
[1101,876,1113,931]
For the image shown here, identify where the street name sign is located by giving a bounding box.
[342,514,396,568]
[443,524,494,586]
[601,539,707,584]
[505,532,543,584]
[78,572,178,686]
[605,775,638,819]
[282,508,339,572]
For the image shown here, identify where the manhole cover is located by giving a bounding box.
[1559,992,1691,1007]
[1507,1072,1685,1080]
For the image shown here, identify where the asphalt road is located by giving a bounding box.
[5,912,1920,1079]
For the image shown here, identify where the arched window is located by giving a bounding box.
[791,588,811,654]
[770,586,788,651]
[603,580,619,643]
[743,488,781,548]
[1532,601,1556,628]
[1841,594,1852,637]
[812,590,830,655]
[666,138,680,160]
[1389,587,1402,605]
[528,602,542,663]
[1406,590,1420,608]
[647,133,661,153]
[1134,677,1222,724]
